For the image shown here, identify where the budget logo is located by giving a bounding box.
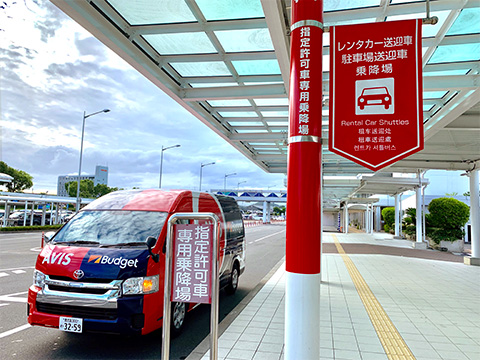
[87,254,138,269]
[88,255,102,263]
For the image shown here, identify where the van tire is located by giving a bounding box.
[225,263,239,295]
[171,302,186,337]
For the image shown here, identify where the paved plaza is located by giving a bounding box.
[188,231,480,360]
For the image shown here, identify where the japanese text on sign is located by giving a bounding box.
[298,26,311,136]
[172,224,213,304]
[329,19,424,171]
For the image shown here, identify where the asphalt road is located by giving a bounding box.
[0,224,286,360]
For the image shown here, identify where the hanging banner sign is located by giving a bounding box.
[171,223,213,304]
[329,19,424,171]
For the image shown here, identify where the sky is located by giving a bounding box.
[0,0,286,194]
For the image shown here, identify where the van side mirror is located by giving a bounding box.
[145,236,159,263]
[44,231,56,243]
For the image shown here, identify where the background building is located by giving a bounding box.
[57,165,108,196]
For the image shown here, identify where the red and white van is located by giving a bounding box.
[27,189,245,335]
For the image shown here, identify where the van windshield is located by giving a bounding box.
[52,210,168,247]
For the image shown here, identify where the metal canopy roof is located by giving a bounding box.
[51,0,480,204]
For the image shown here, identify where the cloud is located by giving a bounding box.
[0,0,286,194]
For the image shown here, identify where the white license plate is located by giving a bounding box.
[59,317,83,333]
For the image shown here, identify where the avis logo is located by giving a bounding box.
[42,252,73,265]
[88,255,138,269]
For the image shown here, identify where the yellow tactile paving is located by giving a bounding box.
[331,234,416,360]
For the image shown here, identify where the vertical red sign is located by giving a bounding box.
[171,223,213,304]
[329,19,423,171]
[289,9,323,139]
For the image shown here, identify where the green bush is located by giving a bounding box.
[405,208,416,223]
[427,197,470,242]
[384,224,390,232]
[404,224,416,236]
[381,207,395,228]
[0,225,62,232]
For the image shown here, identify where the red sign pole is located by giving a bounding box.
[286,0,323,359]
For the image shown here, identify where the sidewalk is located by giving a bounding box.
[187,231,480,360]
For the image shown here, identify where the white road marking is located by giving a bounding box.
[253,230,286,243]
[12,270,26,274]
[0,324,31,339]
[0,296,27,303]
[0,272,8,278]
[3,291,28,297]
[0,266,34,272]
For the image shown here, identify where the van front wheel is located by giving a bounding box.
[225,263,239,295]
[171,302,186,337]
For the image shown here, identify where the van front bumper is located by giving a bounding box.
[28,286,145,335]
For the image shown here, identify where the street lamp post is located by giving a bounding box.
[199,162,215,191]
[159,144,181,188]
[76,109,110,212]
[237,181,246,190]
[224,173,236,191]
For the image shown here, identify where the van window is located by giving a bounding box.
[52,210,168,247]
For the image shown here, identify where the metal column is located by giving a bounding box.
[394,194,400,237]
[469,169,479,260]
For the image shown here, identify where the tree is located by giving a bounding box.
[427,197,470,242]
[0,161,33,192]
[273,206,286,216]
[65,180,118,198]
[94,183,118,198]
[404,207,416,224]
[381,207,395,229]
[65,179,94,198]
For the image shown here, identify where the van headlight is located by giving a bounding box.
[122,275,159,295]
[33,270,45,289]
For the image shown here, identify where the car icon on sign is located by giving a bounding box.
[357,86,392,110]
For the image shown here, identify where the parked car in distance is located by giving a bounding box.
[8,211,50,226]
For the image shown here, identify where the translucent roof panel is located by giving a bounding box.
[208,99,251,107]
[232,60,281,75]
[189,83,238,88]
[424,69,469,76]
[236,129,268,133]
[387,11,451,38]
[170,61,231,77]
[326,17,377,27]
[195,0,264,21]
[52,0,480,182]
[424,91,448,99]
[428,44,480,64]
[143,33,216,55]
[261,111,289,117]
[446,8,480,36]
[267,121,288,126]
[228,121,263,126]
[324,0,380,12]
[215,29,274,53]
[254,98,289,106]
[218,112,258,118]
[107,0,196,25]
